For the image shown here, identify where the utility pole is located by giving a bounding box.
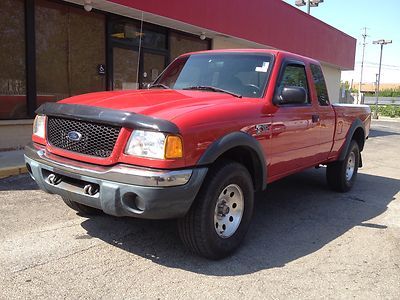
[374,73,379,117]
[358,27,368,104]
[372,39,392,119]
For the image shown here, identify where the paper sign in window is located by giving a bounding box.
[255,62,269,73]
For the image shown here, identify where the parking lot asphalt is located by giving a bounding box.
[0,119,399,299]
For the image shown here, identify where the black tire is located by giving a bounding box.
[327,140,360,192]
[62,197,102,216]
[178,160,254,259]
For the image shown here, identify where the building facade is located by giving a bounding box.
[0,0,356,150]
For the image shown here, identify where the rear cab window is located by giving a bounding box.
[310,64,330,106]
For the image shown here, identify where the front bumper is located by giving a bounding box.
[24,143,207,219]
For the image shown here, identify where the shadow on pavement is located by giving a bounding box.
[81,168,399,276]
[369,128,400,138]
[0,174,39,191]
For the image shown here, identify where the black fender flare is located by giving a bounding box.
[197,131,267,191]
[338,118,365,161]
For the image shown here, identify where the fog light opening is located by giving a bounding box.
[122,193,145,212]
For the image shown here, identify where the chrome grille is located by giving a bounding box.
[47,117,121,158]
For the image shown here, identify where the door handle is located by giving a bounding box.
[312,114,320,123]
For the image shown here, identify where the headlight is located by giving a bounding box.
[33,115,46,139]
[125,130,183,159]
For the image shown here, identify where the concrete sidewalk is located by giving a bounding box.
[0,149,27,179]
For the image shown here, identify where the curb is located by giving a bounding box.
[0,165,28,179]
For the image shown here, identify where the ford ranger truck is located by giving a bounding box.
[25,49,371,259]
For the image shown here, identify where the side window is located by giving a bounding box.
[310,64,330,106]
[277,64,309,104]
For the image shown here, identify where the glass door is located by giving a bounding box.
[141,51,167,88]
[108,17,168,91]
[112,47,139,90]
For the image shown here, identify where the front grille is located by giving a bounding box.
[47,117,121,158]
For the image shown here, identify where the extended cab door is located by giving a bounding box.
[309,64,336,161]
[269,60,321,179]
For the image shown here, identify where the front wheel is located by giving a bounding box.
[178,160,254,259]
[326,140,360,192]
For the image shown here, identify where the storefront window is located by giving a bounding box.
[0,0,27,119]
[169,32,209,61]
[142,52,166,87]
[109,19,168,90]
[110,21,167,49]
[35,0,106,105]
[113,48,139,90]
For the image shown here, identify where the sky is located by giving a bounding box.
[283,0,400,85]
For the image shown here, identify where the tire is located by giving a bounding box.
[178,160,254,259]
[62,197,102,216]
[327,140,360,192]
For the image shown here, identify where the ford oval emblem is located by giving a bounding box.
[67,131,82,142]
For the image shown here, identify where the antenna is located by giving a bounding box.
[136,12,144,89]
[358,27,368,104]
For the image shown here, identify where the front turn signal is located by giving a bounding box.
[165,135,183,159]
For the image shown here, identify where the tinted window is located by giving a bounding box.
[277,64,309,104]
[36,0,106,103]
[0,0,27,119]
[310,64,330,106]
[110,21,167,49]
[169,32,209,61]
[156,54,272,98]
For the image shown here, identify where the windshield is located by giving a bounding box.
[154,53,273,98]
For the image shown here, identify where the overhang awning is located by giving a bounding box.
[67,0,356,70]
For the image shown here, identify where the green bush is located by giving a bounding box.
[365,87,400,97]
[369,105,400,118]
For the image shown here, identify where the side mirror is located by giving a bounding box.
[274,86,307,105]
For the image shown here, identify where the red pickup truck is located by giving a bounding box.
[25,49,371,259]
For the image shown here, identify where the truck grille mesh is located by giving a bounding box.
[47,117,121,158]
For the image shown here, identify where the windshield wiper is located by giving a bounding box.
[148,83,170,89]
[183,86,242,98]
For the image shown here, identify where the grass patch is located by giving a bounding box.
[369,105,400,118]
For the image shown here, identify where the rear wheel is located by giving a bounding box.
[178,160,254,259]
[327,140,360,192]
[62,197,102,216]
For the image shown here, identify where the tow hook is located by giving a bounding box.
[48,173,62,185]
[83,184,99,196]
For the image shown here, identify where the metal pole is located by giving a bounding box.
[307,0,311,14]
[359,28,367,104]
[374,44,384,119]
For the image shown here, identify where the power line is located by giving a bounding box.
[358,61,400,68]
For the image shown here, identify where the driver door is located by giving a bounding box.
[269,61,320,179]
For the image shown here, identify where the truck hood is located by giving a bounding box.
[60,89,239,120]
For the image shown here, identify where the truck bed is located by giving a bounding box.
[330,104,371,160]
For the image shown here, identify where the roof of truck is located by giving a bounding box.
[180,48,321,65]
